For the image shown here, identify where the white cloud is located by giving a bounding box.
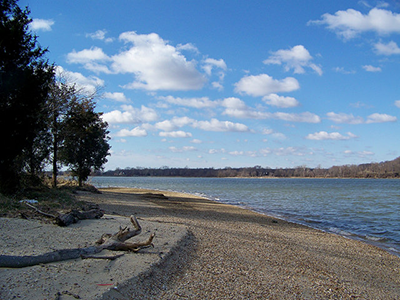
[262,94,300,108]
[222,97,269,119]
[102,105,158,124]
[273,112,321,123]
[111,31,207,91]
[309,8,400,39]
[209,148,226,154]
[262,129,286,140]
[67,47,110,64]
[192,118,249,132]
[259,147,308,157]
[234,74,300,97]
[191,139,202,144]
[159,96,219,108]
[395,100,400,108]
[263,45,322,75]
[86,30,113,43]
[344,150,375,157]
[334,67,356,74]
[326,112,364,124]
[66,47,112,74]
[366,113,397,123]
[104,92,129,103]
[159,131,192,138]
[222,97,320,123]
[362,65,382,72]
[169,146,197,153]
[116,127,147,137]
[154,117,194,132]
[29,19,54,31]
[177,43,199,53]
[306,131,358,140]
[374,41,400,55]
[202,58,227,76]
[55,66,104,95]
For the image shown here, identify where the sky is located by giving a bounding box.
[20,0,400,170]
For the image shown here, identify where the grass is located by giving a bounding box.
[0,179,99,218]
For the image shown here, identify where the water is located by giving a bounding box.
[89,176,400,256]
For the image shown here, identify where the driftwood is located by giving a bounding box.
[0,215,155,268]
[23,202,104,226]
[55,208,104,226]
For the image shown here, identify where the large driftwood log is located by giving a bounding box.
[23,202,104,226]
[0,215,155,268]
[55,208,104,226]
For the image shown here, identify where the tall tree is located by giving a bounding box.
[0,0,54,193]
[47,78,76,188]
[60,98,110,186]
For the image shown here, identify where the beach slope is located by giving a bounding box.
[1,187,400,299]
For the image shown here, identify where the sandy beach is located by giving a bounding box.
[1,187,400,299]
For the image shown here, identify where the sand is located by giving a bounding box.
[1,187,400,299]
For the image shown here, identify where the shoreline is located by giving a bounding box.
[91,181,400,258]
[2,187,400,299]
[88,188,400,298]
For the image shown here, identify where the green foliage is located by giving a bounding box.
[0,0,54,193]
[60,99,111,186]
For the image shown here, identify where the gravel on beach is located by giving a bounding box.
[88,188,400,299]
[1,188,400,299]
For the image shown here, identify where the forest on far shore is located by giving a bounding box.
[93,156,400,179]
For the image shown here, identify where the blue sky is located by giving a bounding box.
[22,0,400,170]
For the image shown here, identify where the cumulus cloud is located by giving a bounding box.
[306,131,358,140]
[274,112,321,123]
[326,112,364,124]
[259,147,308,157]
[111,31,207,91]
[158,96,219,108]
[309,8,400,39]
[169,146,197,153]
[366,113,397,123]
[262,128,286,140]
[222,97,270,119]
[234,74,300,97]
[362,65,382,72]
[344,150,374,157]
[262,94,300,108]
[104,92,130,103]
[159,131,192,138]
[327,112,397,124]
[192,118,249,132]
[116,127,147,137]
[374,41,400,55]
[55,66,104,95]
[154,117,194,132]
[67,47,112,74]
[222,97,320,123]
[202,58,227,75]
[102,105,158,124]
[263,45,322,75]
[176,43,199,53]
[86,30,113,43]
[395,100,400,108]
[29,19,54,31]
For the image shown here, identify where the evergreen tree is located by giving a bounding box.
[60,98,110,186]
[0,0,54,193]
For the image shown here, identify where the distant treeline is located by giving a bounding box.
[94,157,400,179]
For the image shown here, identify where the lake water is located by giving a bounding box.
[89,176,400,256]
